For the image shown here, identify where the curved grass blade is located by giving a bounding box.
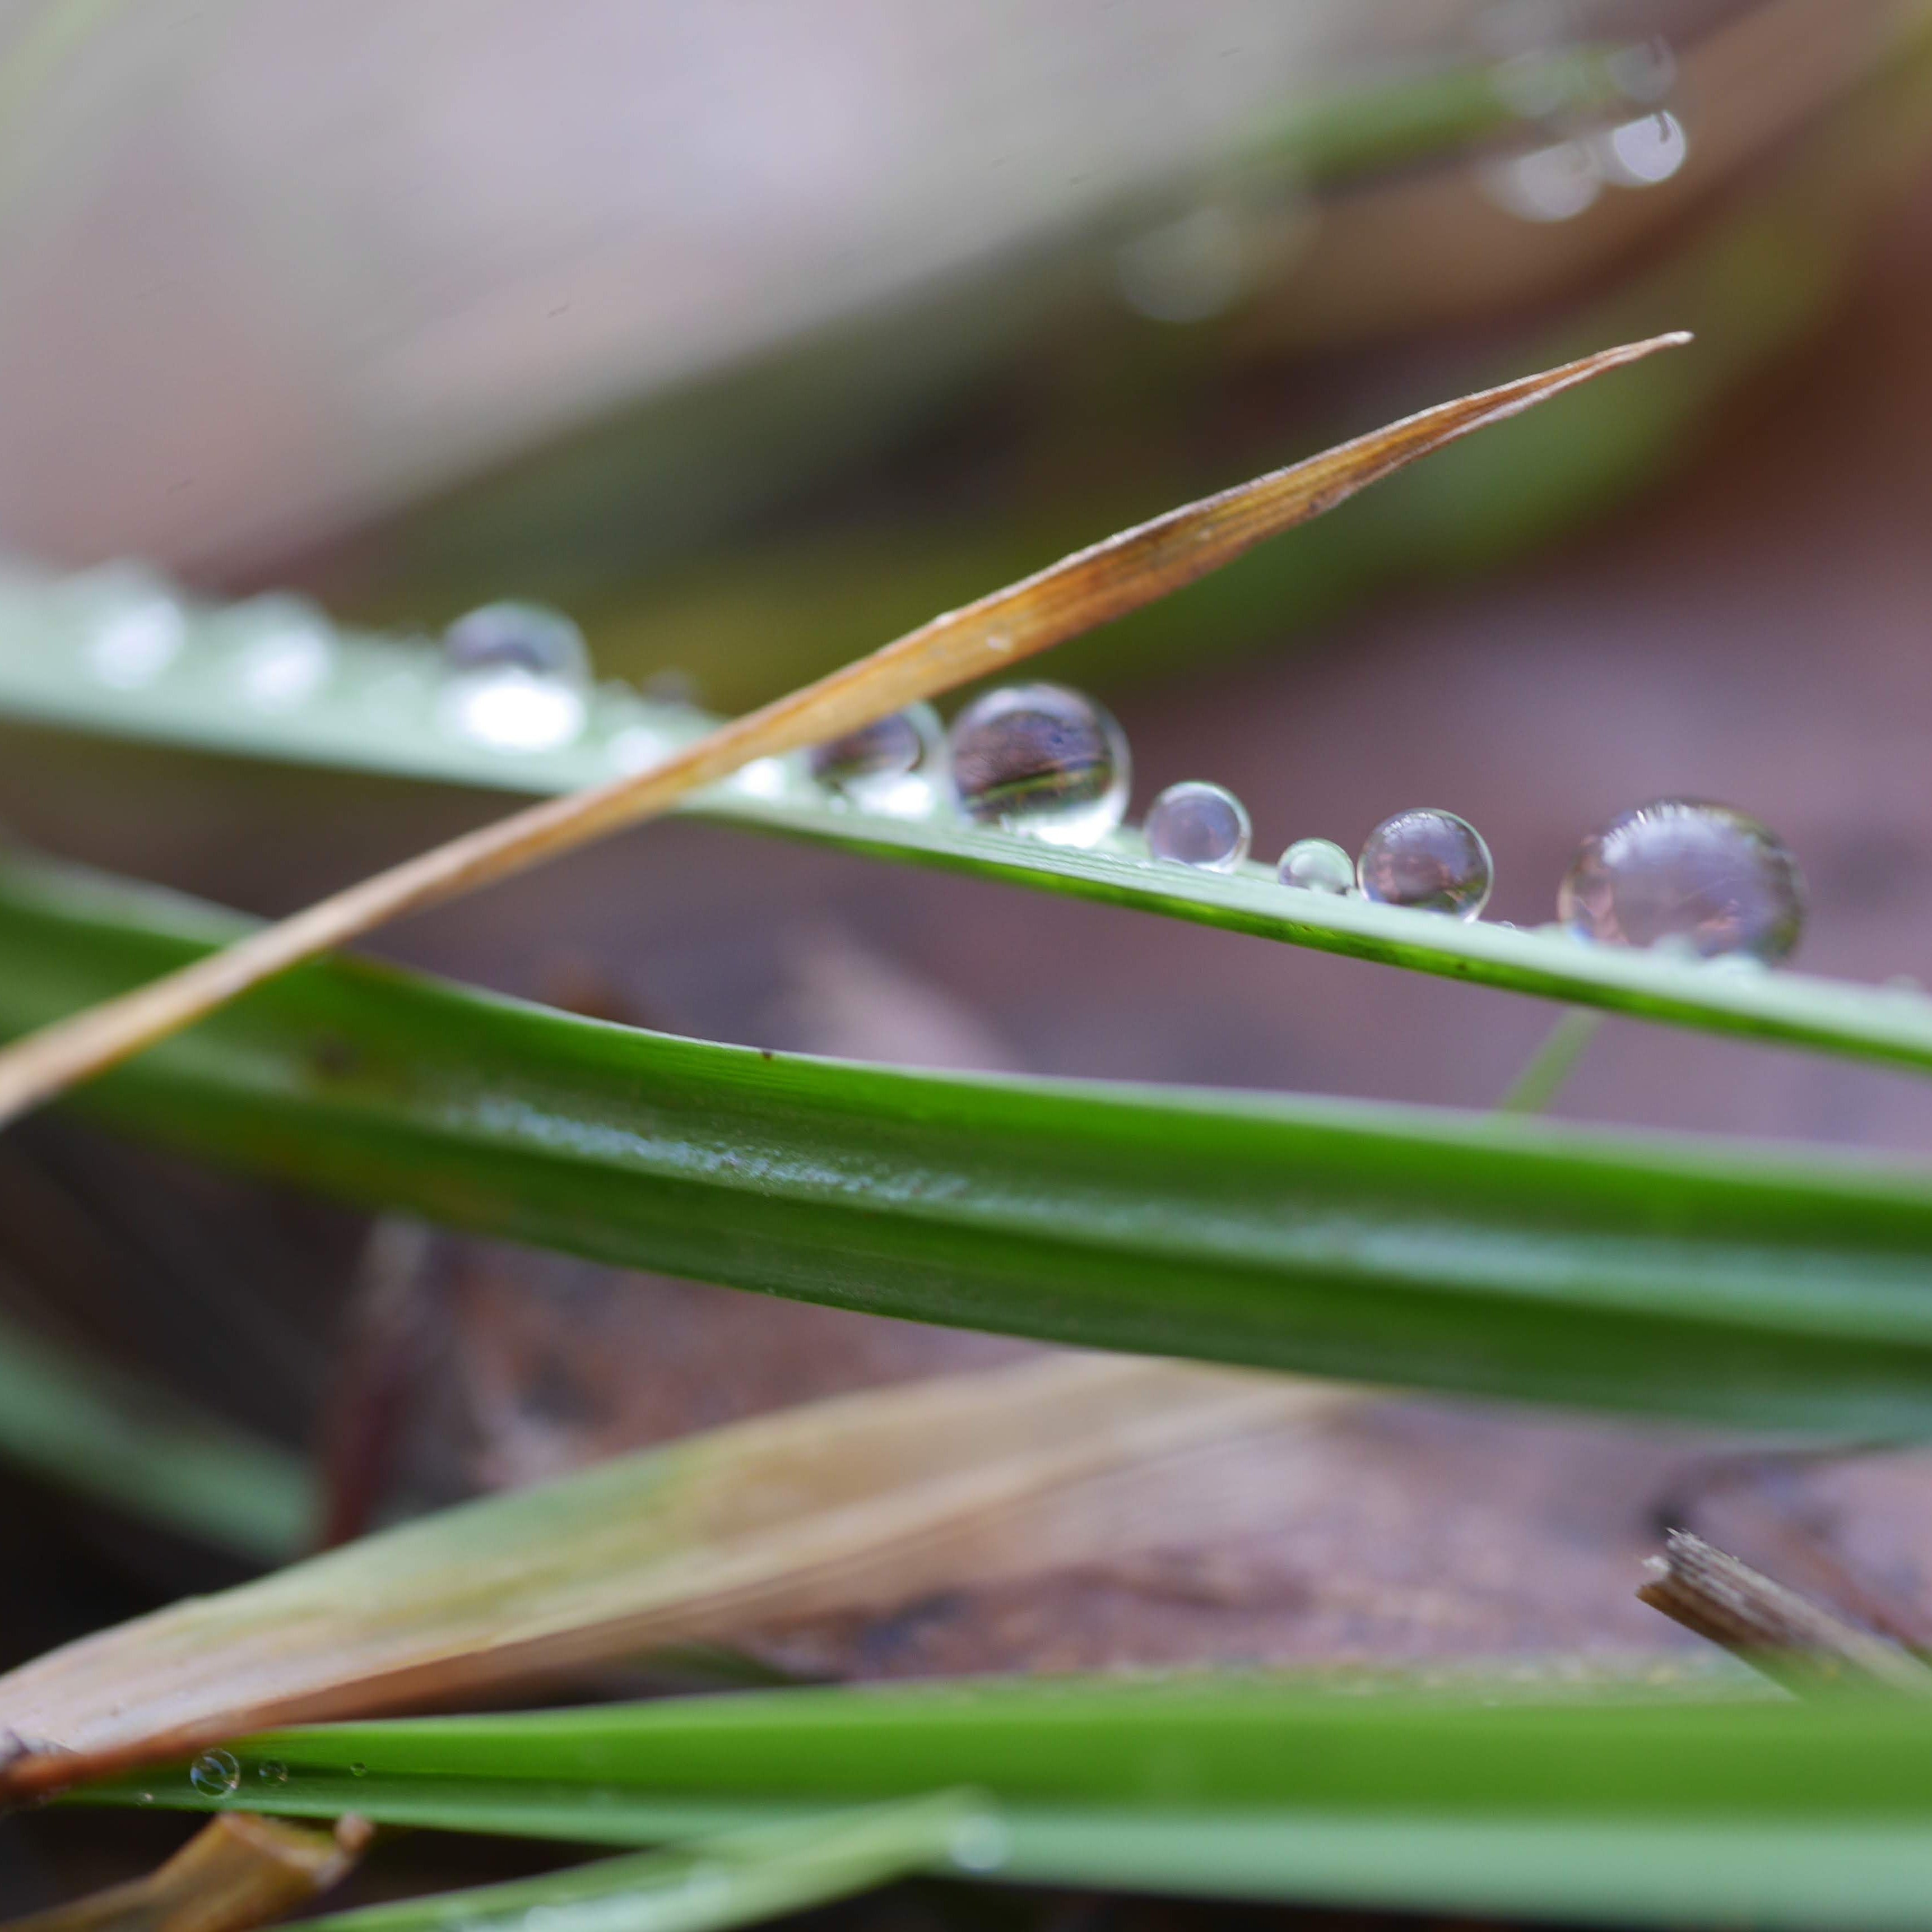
[0,1301,311,1562]
[65,1683,1932,1931]
[0,1350,1335,1796]
[0,336,1685,1130]
[8,855,1932,1439]
[292,1796,977,1932]
[14,555,1932,1084]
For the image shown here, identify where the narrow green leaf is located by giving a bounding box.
[300,1795,979,1932]
[67,1682,1932,1930]
[2,572,1930,1077]
[0,1301,310,1561]
[6,853,1932,1438]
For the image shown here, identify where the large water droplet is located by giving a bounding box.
[189,1749,240,1796]
[1358,810,1493,918]
[809,704,944,815]
[438,603,589,754]
[949,682,1128,846]
[1595,110,1687,187]
[1557,798,1804,962]
[1145,781,1250,871]
[1278,837,1354,895]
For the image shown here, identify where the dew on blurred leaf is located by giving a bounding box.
[439,602,589,753]
[949,682,1128,846]
[1596,110,1688,187]
[1115,206,1247,324]
[1278,837,1355,895]
[1607,36,1677,105]
[234,608,334,710]
[1480,140,1601,221]
[87,595,185,689]
[607,723,674,774]
[1557,798,1805,962]
[256,1759,290,1785]
[1358,810,1493,919]
[950,1813,1011,1873]
[1145,781,1250,871]
[189,1749,240,1796]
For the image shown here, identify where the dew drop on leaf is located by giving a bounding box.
[1145,781,1250,871]
[809,704,943,815]
[1278,837,1354,895]
[256,1759,290,1785]
[438,602,589,753]
[1358,810,1493,919]
[189,1749,240,1796]
[949,682,1128,847]
[1557,798,1804,962]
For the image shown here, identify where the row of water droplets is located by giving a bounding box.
[54,579,1804,965]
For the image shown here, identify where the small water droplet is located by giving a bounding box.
[1595,110,1687,187]
[349,1761,368,1778]
[88,596,186,689]
[949,1814,1011,1873]
[949,682,1128,847]
[728,755,797,801]
[1481,140,1602,222]
[439,603,589,753]
[1606,37,1677,105]
[189,1749,240,1796]
[232,603,334,710]
[256,1760,289,1785]
[1145,781,1250,871]
[1278,837,1354,895]
[809,704,943,812]
[1558,800,1804,962]
[134,1791,154,1806]
[1358,810,1493,919]
[1116,205,1248,324]
[606,723,672,774]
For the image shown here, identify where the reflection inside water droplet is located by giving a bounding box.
[1278,838,1354,895]
[1358,810,1493,919]
[1145,781,1250,871]
[949,682,1128,846]
[1557,798,1804,962]
[809,704,944,815]
[189,1749,240,1796]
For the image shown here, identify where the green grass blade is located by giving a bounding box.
[302,1795,978,1932]
[2,572,1931,1078]
[0,1301,311,1561]
[9,853,1932,1434]
[66,1683,1932,1931]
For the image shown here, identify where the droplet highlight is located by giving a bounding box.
[439,602,589,753]
[189,1749,241,1796]
[1358,810,1493,919]
[1278,837,1354,895]
[1557,798,1804,962]
[1145,781,1250,871]
[949,682,1128,847]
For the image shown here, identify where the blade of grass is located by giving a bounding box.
[17,569,1932,1083]
[0,336,1684,1129]
[0,1812,370,1932]
[1496,1010,1603,1114]
[64,1683,1932,1930]
[0,1299,312,1562]
[295,1795,977,1932]
[0,1352,1344,1797]
[9,855,1932,1441]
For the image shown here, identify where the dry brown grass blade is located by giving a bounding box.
[0,334,1687,1126]
[0,1813,371,1932]
[0,1353,1359,1799]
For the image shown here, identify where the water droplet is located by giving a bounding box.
[1278,837,1354,895]
[1481,140,1602,222]
[349,1761,368,1777]
[727,755,798,801]
[1606,37,1677,106]
[1145,781,1250,871]
[256,1759,289,1785]
[949,1814,1011,1873]
[230,601,334,710]
[1557,799,1804,962]
[1596,110,1687,187]
[134,1790,154,1805]
[949,682,1128,846]
[1358,810,1493,919]
[1116,205,1248,324]
[87,595,186,689]
[809,704,944,813]
[189,1749,240,1796]
[439,603,589,753]
[606,723,673,774]
[443,602,588,681]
